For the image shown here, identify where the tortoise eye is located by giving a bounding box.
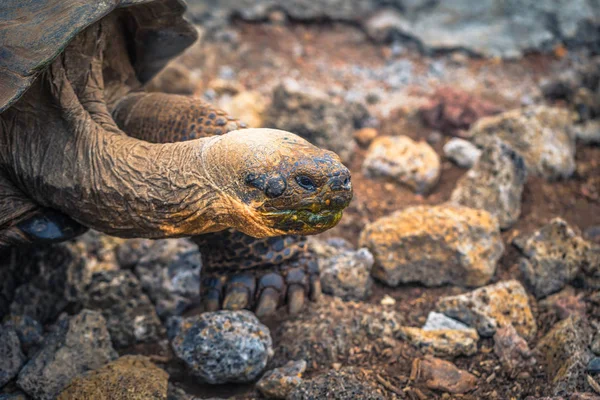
[296,175,316,191]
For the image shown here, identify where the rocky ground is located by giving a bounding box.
[1,1,600,399]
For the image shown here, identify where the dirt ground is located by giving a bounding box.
[150,20,600,399]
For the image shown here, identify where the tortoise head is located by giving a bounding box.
[205,129,353,237]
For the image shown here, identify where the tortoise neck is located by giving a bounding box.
[0,80,230,238]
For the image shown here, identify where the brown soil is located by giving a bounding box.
[157,21,600,399]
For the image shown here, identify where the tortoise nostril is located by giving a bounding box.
[328,170,352,192]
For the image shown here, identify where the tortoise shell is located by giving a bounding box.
[0,0,197,113]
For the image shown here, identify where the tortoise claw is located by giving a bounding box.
[223,274,255,311]
[201,276,225,312]
[309,274,322,301]
[287,284,305,315]
[255,287,280,317]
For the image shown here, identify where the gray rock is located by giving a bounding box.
[82,270,165,348]
[0,392,29,400]
[320,248,374,301]
[16,310,117,400]
[515,218,599,298]
[115,238,154,269]
[0,326,25,388]
[470,106,576,180]
[3,316,44,357]
[443,138,482,168]
[167,384,203,400]
[187,0,599,58]
[422,312,470,331]
[450,137,527,229]
[359,204,504,287]
[168,311,273,384]
[186,0,389,31]
[9,243,91,324]
[363,136,440,194]
[265,79,369,162]
[535,315,594,396]
[135,239,202,318]
[288,368,384,400]
[256,360,306,399]
[436,280,537,340]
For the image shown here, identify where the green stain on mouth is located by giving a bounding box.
[265,208,344,232]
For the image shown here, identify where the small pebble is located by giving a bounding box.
[443,138,481,168]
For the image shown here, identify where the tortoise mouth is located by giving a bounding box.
[260,192,352,234]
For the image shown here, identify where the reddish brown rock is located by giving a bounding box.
[419,87,503,136]
[493,324,536,373]
[410,355,477,394]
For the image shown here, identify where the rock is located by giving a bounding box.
[535,315,594,396]
[364,8,410,42]
[470,106,576,180]
[420,87,503,136]
[288,368,384,400]
[17,310,117,400]
[575,120,600,145]
[273,297,400,367]
[515,218,599,298]
[436,280,537,340]
[115,238,153,269]
[397,326,479,357]
[72,230,123,273]
[320,248,374,301]
[3,316,43,357]
[0,326,25,388]
[493,324,536,372]
[359,204,504,287]
[587,358,600,374]
[9,243,91,324]
[82,270,164,348]
[168,310,273,384]
[422,312,471,331]
[0,392,28,400]
[220,91,266,128]
[362,136,440,194]
[256,360,306,399]
[188,0,600,58]
[450,137,527,229]
[58,355,168,400]
[410,356,477,394]
[265,79,369,162]
[134,239,202,318]
[353,127,378,148]
[147,62,198,95]
[443,138,482,168]
[265,79,368,161]
[539,287,587,320]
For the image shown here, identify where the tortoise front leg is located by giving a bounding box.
[0,174,86,250]
[111,92,320,316]
[112,92,244,142]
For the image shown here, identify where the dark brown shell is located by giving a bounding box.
[0,0,197,113]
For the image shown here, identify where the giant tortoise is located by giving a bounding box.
[0,0,353,315]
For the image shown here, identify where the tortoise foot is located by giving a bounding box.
[17,209,87,243]
[200,256,321,317]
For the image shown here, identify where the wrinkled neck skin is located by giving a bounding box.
[0,69,261,238]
